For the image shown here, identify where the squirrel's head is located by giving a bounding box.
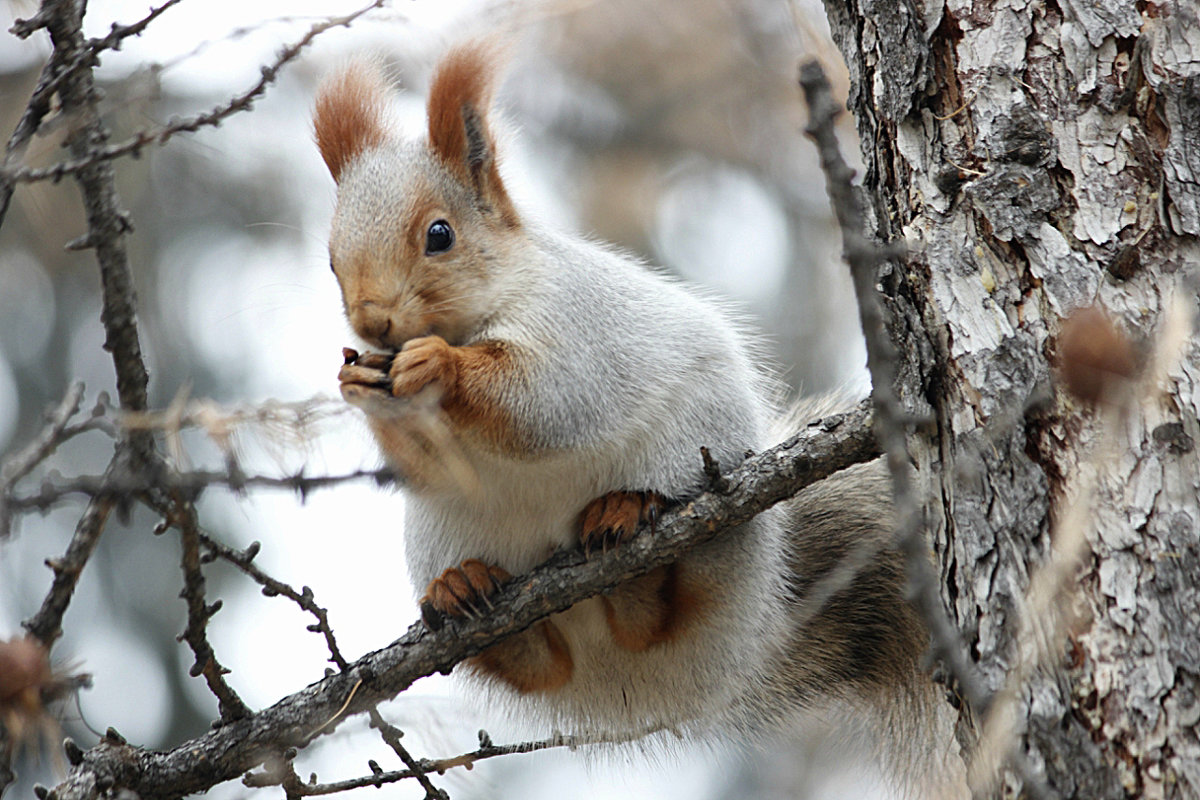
[314,43,520,352]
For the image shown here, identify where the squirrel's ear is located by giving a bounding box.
[314,62,389,183]
[427,41,518,226]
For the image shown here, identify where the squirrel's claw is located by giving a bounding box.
[419,601,446,631]
[579,491,666,557]
[420,559,512,629]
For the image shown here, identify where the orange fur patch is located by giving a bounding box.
[469,620,574,693]
[314,62,389,182]
[602,562,709,651]
[444,339,526,453]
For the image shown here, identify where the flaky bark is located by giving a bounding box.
[820,0,1200,796]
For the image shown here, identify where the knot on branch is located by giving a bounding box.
[699,447,731,494]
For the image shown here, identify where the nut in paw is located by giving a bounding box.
[338,351,394,409]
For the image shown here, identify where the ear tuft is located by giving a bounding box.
[314,62,390,183]
[427,41,501,175]
[426,41,518,226]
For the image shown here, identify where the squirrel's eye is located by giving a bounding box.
[425,219,455,255]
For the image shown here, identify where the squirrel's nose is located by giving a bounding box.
[351,302,427,350]
[352,302,396,348]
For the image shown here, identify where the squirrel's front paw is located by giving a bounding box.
[338,348,395,409]
[419,559,512,631]
[390,335,458,399]
[579,491,665,556]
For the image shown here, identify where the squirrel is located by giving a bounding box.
[313,41,959,791]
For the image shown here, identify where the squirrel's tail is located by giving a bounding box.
[759,393,970,795]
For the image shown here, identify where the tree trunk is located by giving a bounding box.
[819,0,1200,796]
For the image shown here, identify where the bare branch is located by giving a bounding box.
[0,383,88,538]
[368,711,447,800]
[244,725,666,796]
[197,533,350,672]
[171,499,252,721]
[28,0,155,457]
[9,4,56,39]
[7,465,394,514]
[0,55,58,225]
[799,59,983,701]
[4,395,381,516]
[23,494,114,647]
[151,10,408,78]
[0,0,389,187]
[46,401,878,800]
[87,0,187,56]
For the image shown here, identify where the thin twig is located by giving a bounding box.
[171,497,251,721]
[0,383,87,537]
[799,57,988,706]
[0,0,389,187]
[244,724,667,796]
[0,383,87,484]
[4,394,383,533]
[87,0,187,56]
[0,53,59,226]
[23,494,114,647]
[7,465,396,514]
[150,11,406,76]
[198,533,350,671]
[369,710,447,800]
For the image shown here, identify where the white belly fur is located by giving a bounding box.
[403,448,789,737]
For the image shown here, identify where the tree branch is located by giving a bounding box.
[367,710,447,800]
[0,0,389,187]
[172,498,252,721]
[86,0,187,56]
[243,725,665,797]
[23,492,114,647]
[0,383,88,538]
[46,401,878,800]
[197,535,350,672]
[35,0,154,456]
[7,465,395,515]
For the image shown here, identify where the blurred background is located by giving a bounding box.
[0,1,876,797]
